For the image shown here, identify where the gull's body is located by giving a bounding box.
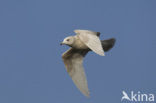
[61,30,115,97]
[71,35,89,50]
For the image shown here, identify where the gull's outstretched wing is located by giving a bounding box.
[74,30,104,56]
[62,48,89,97]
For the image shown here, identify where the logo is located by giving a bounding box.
[121,91,155,102]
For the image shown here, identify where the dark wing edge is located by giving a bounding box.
[101,38,116,52]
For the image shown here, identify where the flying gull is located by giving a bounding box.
[61,30,116,97]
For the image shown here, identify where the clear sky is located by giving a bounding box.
[0,0,156,103]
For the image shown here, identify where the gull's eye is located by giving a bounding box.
[66,39,70,41]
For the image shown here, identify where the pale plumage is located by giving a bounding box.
[74,30,104,56]
[62,48,89,97]
[61,30,116,97]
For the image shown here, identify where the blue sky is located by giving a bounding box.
[0,0,156,103]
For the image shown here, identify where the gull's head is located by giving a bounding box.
[60,36,75,46]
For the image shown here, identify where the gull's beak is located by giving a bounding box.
[60,42,64,45]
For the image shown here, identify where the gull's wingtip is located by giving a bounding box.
[98,51,105,56]
[83,91,90,98]
[101,52,105,56]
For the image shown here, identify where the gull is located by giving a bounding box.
[60,30,116,97]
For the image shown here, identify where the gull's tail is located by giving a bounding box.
[101,38,116,52]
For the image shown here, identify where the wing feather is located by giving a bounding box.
[74,30,105,56]
[62,48,90,97]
